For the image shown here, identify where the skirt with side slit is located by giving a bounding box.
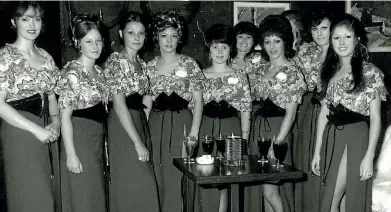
[319,121,372,212]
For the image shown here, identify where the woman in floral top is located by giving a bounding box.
[56,14,108,212]
[0,2,60,212]
[103,12,160,212]
[193,24,252,212]
[311,14,386,212]
[230,21,265,74]
[293,10,336,212]
[144,11,203,212]
[245,15,306,212]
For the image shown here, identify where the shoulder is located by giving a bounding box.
[0,44,17,68]
[363,62,383,77]
[181,54,198,66]
[62,60,82,77]
[146,56,158,67]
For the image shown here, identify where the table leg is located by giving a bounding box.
[229,183,240,212]
[183,175,195,212]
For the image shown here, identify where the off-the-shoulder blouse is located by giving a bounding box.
[104,52,149,99]
[146,54,204,108]
[230,51,266,74]
[248,61,306,109]
[319,62,387,116]
[55,60,109,110]
[202,71,252,112]
[295,42,323,91]
[0,43,59,101]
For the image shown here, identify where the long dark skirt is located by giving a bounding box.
[194,115,242,212]
[60,117,106,212]
[245,116,294,212]
[294,92,322,212]
[0,111,54,212]
[150,109,192,212]
[319,121,372,212]
[108,108,160,212]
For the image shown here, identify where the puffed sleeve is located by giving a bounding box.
[104,54,127,96]
[275,64,306,107]
[0,49,11,92]
[56,64,81,110]
[186,57,204,92]
[46,53,61,94]
[363,63,387,102]
[230,74,252,112]
[296,43,320,91]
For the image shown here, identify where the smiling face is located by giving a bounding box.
[210,42,230,64]
[236,33,254,53]
[263,35,285,61]
[331,25,357,58]
[121,21,145,53]
[80,28,103,60]
[311,18,331,47]
[12,6,42,41]
[158,27,179,54]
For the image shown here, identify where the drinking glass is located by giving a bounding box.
[184,136,197,163]
[201,134,214,155]
[273,141,288,168]
[257,137,271,163]
[215,134,226,159]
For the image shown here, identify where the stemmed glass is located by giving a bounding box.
[201,134,214,156]
[215,134,226,160]
[273,141,288,168]
[257,137,271,163]
[184,136,197,163]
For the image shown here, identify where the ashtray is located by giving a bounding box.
[196,155,215,165]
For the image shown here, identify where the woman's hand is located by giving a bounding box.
[45,119,61,140]
[311,153,321,176]
[67,154,83,174]
[135,143,149,162]
[33,127,57,144]
[360,154,374,181]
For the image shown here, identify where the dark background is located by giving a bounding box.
[0,1,390,211]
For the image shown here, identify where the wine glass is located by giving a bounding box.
[184,136,197,163]
[215,134,226,160]
[201,134,214,156]
[257,137,271,163]
[273,141,288,168]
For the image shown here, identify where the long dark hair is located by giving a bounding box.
[231,21,259,59]
[316,13,368,100]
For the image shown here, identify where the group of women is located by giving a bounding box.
[0,1,388,212]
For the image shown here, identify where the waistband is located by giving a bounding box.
[73,102,107,123]
[203,100,238,119]
[152,92,189,112]
[326,104,368,126]
[8,93,48,118]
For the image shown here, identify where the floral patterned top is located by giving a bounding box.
[203,71,252,112]
[0,43,59,101]
[146,54,204,108]
[248,61,306,109]
[230,51,266,74]
[55,60,109,110]
[319,62,387,116]
[104,52,149,100]
[295,42,323,91]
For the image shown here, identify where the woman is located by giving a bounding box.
[245,15,306,212]
[372,125,391,212]
[294,10,335,212]
[281,10,309,52]
[230,21,264,73]
[194,24,252,212]
[56,13,108,212]
[311,14,386,212]
[103,12,160,212]
[144,10,204,212]
[0,2,60,212]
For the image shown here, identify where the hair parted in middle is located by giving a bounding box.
[69,12,103,51]
[231,21,260,59]
[151,10,184,45]
[258,14,295,61]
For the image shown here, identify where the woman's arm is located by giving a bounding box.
[113,93,149,162]
[60,108,82,173]
[142,94,152,121]
[311,102,329,175]
[276,102,298,142]
[0,91,56,143]
[46,93,61,138]
[241,111,251,140]
[189,90,203,138]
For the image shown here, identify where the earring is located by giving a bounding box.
[119,30,123,39]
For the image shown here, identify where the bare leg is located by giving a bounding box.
[340,195,346,212]
[262,184,283,212]
[330,146,347,212]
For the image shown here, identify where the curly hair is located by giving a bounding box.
[258,15,295,61]
[204,24,234,50]
[69,13,102,51]
[316,13,368,100]
[231,21,260,59]
[151,10,184,45]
